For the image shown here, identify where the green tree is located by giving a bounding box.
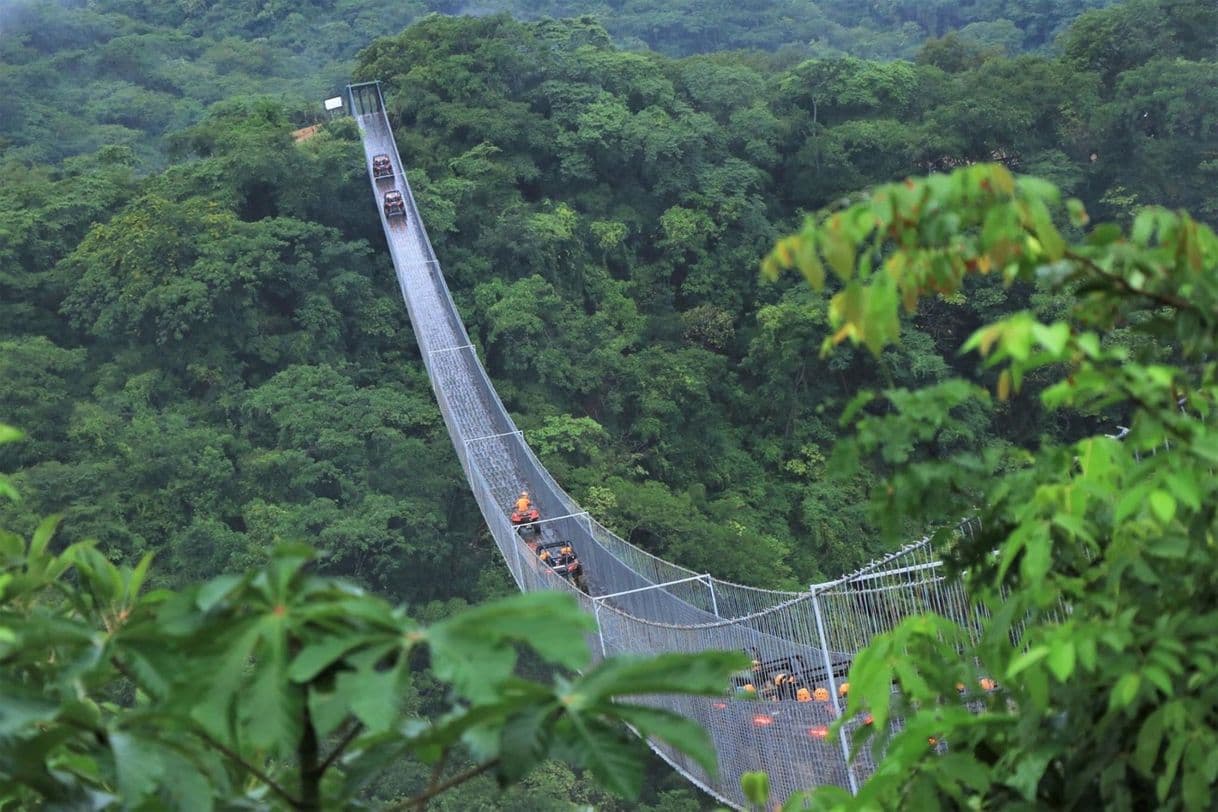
[765,163,1218,809]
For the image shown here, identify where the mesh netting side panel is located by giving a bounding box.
[594,598,858,806]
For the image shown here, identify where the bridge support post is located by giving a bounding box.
[594,601,607,658]
[510,522,525,586]
[703,575,720,618]
[811,589,860,795]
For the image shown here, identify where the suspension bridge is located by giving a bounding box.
[348,81,986,809]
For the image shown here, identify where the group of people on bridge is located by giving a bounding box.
[511,491,586,590]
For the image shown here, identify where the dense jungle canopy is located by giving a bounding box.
[2,0,1216,807]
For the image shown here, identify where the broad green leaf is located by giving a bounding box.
[1024,665,1049,712]
[937,752,991,792]
[1066,198,1089,227]
[1164,472,1201,512]
[1131,209,1158,246]
[1149,490,1176,524]
[1116,482,1153,524]
[242,657,302,754]
[308,685,350,741]
[46,750,107,788]
[1016,175,1061,205]
[128,552,154,599]
[562,716,643,799]
[29,514,61,560]
[341,734,413,797]
[847,636,893,731]
[110,730,164,801]
[0,692,59,735]
[160,748,217,812]
[1006,646,1049,679]
[609,703,718,777]
[1031,321,1070,357]
[821,225,856,281]
[499,702,557,782]
[1182,740,1214,811]
[1110,673,1141,711]
[191,621,261,741]
[795,233,825,290]
[1005,747,1052,800]
[428,592,593,699]
[1020,531,1051,582]
[341,665,403,734]
[566,651,748,708]
[1047,640,1075,682]
[195,574,244,612]
[289,636,366,683]
[1142,664,1174,695]
[1133,707,1166,775]
[742,770,770,806]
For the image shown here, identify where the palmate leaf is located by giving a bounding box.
[159,746,218,812]
[604,703,718,777]
[557,714,645,799]
[296,593,406,630]
[242,655,303,755]
[194,574,244,613]
[190,620,261,743]
[0,691,59,736]
[339,732,413,798]
[338,663,403,734]
[566,650,749,706]
[427,591,593,700]
[412,680,553,754]
[498,701,557,783]
[29,514,61,561]
[307,684,349,741]
[109,730,164,801]
[288,635,365,683]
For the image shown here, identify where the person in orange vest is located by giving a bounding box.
[796,687,812,702]
[516,491,532,513]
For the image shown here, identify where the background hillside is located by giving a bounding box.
[2,0,1119,166]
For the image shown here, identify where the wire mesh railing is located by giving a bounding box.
[347,80,999,809]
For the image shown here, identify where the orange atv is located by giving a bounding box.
[383,190,406,218]
[511,493,541,537]
[511,504,540,525]
[371,153,393,180]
